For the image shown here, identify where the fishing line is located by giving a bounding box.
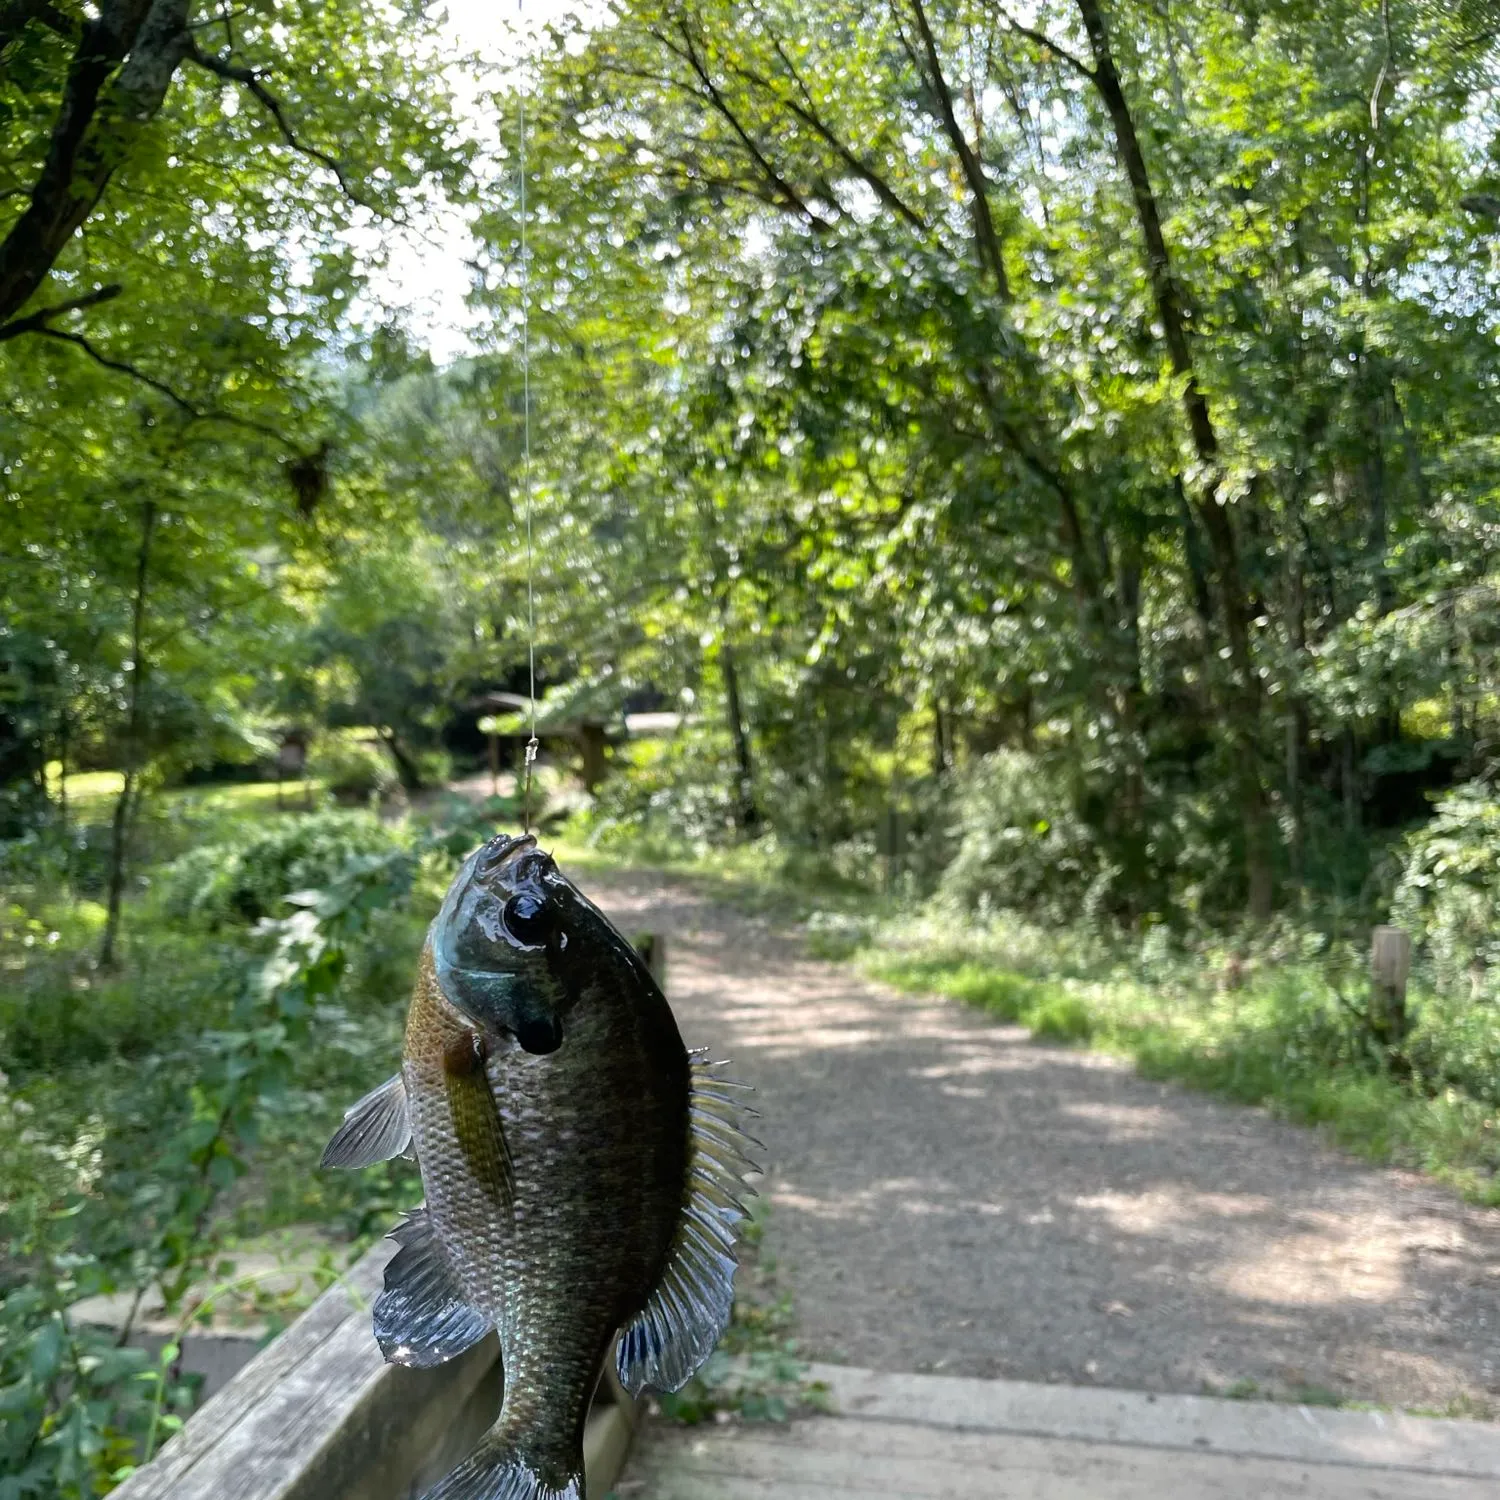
[518,0,539,834]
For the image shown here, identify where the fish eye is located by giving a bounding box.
[502,891,551,947]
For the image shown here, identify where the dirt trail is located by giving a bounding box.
[585,868,1500,1413]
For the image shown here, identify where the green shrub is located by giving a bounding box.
[1405,990,1500,1109]
[1393,781,1500,1001]
[415,748,454,787]
[0,902,237,1076]
[938,750,1115,924]
[585,731,741,852]
[153,810,408,928]
[803,911,873,960]
[311,735,400,803]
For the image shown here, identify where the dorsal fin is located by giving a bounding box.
[615,1052,761,1396]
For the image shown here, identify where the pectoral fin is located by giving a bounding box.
[374,1209,493,1369]
[321,1072,411,1169]
[444,1030,515,1214]
[615,1054,760,1396]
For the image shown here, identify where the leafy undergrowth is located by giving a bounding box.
[0,790,522,1496]
[853,909,1500,1208]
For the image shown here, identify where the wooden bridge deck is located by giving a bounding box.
[621,1365,1500,1499]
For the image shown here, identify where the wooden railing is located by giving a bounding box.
[112,1240,636,1500]
[112,1236,633,1500]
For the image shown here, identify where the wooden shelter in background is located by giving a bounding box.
[468,690,612,792]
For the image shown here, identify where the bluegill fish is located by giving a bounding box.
[321,833,756,1500]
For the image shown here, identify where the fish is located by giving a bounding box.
[320,832,757,1500]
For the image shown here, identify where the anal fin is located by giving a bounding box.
[321,1072,411,1169]
[374,1208,493,1369]
[615,1053,759,1396]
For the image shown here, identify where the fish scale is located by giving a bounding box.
[321,834,755,1500]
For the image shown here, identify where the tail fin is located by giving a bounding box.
[421,1434,582,1500]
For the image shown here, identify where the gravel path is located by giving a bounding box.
[584,868,1500,1414]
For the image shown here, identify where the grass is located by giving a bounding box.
[45,768,327,824]
[853,910,1500,1208]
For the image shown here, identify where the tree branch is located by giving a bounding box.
[746,20,929,232]
[185,41,371,207]
[30,324,299,449]
[1369,0,1394,130]
[654,20,833,231]
[0,282,122,341]
[31,326,199,412]
[903,0,1011,299]
[994,5,1095,80]
[744,56,926,230]
[0,0,192,327]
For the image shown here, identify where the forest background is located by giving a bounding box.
[3,1,1500,1495]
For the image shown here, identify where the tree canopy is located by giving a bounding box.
[5,0,1500,929]
[478,0,1500,917]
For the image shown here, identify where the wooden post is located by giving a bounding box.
[878,805,904,895]
[277,737,306,814]
[1370,925,1412,1047]
[578,722,608,792]
[634,932,666,990]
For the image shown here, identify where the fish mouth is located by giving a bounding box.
[473,832,537,880]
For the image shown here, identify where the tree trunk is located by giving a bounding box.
[57,708,70,838]
[99,497,155,969]
[1075,0,1275,917]
[376,727,422,792]
[1285,707,1304,888]
[1283,539,1308,894]
[0,0,193,328]
[720,643,760,836]
[576,723,609,792]
[0,669,46,836]
[1341,726,1360,839]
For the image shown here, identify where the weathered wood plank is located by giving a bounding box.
[113,1243,396,1496]
[807,1364,1500,1478]
[116,1238,500,1500]
[628,1419,1499,1500]
[115,1236,636,1500]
